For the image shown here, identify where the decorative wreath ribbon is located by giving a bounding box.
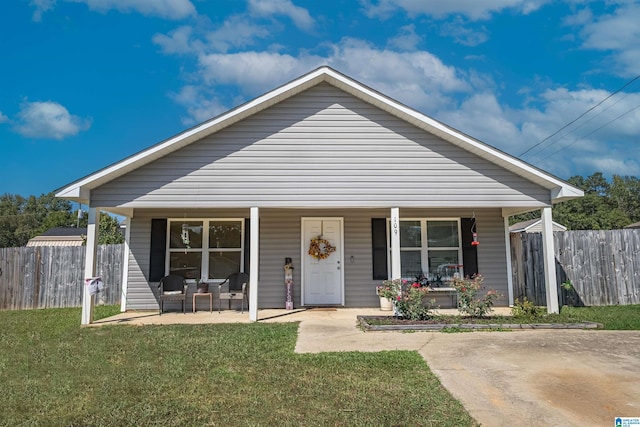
[308,237,336,260]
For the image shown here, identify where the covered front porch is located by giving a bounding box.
[79,205,559,325]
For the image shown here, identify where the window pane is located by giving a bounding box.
[400,221,421,247]
[427,250,460,280]
[169,221,203,249]
[209,221,242,249]
[209,251,241,280]
[169,252,202,279]
[400,251,422,279]
[427,221,459,247]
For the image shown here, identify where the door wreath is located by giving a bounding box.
[308,237,336,260]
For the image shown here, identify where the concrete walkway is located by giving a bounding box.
[95,308,640,426]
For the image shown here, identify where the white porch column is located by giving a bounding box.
[249,207,259,321]
[390,207,401,280]
[503,216,514,306]
[82,208,101,325]
[541,207,559,313]
[120,215,131,313]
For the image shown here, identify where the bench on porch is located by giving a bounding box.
[427,287,458,307]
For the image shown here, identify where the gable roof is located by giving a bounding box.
[509,219,567,233]
[56,66,583,206]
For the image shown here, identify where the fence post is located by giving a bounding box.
[541,208,559,313]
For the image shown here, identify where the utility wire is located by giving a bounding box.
[519,73,640,157]
[526,89,635,164]
[534,103,640,163]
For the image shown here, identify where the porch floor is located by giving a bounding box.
[90,307,513,327]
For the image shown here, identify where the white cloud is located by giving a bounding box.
[14,101,91,139]
[153,26,203,55]
[30,0,56,22]
[0,112,9,124]
[193,39,471,114]
[205,15,271,53]
[569,2,640,76]
[439,17,489,46]
[361,0,550,21]
[67,0,196,19]
[387,24,422,50]
[169,86,228,125]
[248,0,314,31]
[435,85,640,178]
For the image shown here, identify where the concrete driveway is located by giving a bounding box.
[418,330,640,427]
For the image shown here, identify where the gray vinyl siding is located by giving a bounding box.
[124,207,509,310]
[91,83,551,209]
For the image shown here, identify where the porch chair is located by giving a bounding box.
[218,272,249,313]
[158,274,188,315]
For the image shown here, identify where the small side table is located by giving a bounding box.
[193,292,213,313]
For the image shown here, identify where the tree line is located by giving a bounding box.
[513,172,640,230]
[0,192,124,247]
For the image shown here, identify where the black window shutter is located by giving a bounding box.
[460,218,478,277]
[149,219,167,282]
[244,218,251,275]
[371,218,388,280]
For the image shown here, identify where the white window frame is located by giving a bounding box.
[387,218,463,281]
[166,218,245,283]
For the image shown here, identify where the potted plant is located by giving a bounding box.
[376,279,401,311]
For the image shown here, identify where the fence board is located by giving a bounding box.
[0,245,123,310]
[511,229,640,307]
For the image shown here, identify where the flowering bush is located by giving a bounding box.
[376,279,402,300]
[395,283,435,320]
[451,274,501,317]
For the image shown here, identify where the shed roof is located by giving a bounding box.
[509,219,567,233]
[56,66,583,206]
[26,227,86,247]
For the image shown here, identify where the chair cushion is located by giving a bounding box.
[163,290,182,295]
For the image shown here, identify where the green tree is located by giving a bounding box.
[553,173,631,230]
[0,192,123,247]
[97,214,124,244]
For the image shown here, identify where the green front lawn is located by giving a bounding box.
[0,306,477,426]
[548,304,640,329]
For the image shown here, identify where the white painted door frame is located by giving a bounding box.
[301,217,345,306]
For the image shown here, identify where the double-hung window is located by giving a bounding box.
[390,219,463,282]
[167,219,244,281]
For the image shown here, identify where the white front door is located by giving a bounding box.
[302,218,344,306]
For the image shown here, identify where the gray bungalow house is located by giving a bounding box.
[56,67,583,324]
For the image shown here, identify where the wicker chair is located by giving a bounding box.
[218,272,249,313]
[158,274,188,315]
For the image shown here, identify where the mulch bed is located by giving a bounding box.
[358,315,603,331]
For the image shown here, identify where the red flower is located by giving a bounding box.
[412,282,420,288]
[461,287,467,292]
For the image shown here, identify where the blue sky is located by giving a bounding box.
[1,0,639,197]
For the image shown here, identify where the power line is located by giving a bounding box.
[534,103,640,163]
[519,73,640,158]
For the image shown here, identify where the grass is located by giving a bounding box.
[0,306,477,427]
[364,304,640,330]
[546,304,640,329]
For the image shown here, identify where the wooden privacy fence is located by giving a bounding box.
[0,245,123,310]
[2,230,639,310]
[511,229,640,307]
